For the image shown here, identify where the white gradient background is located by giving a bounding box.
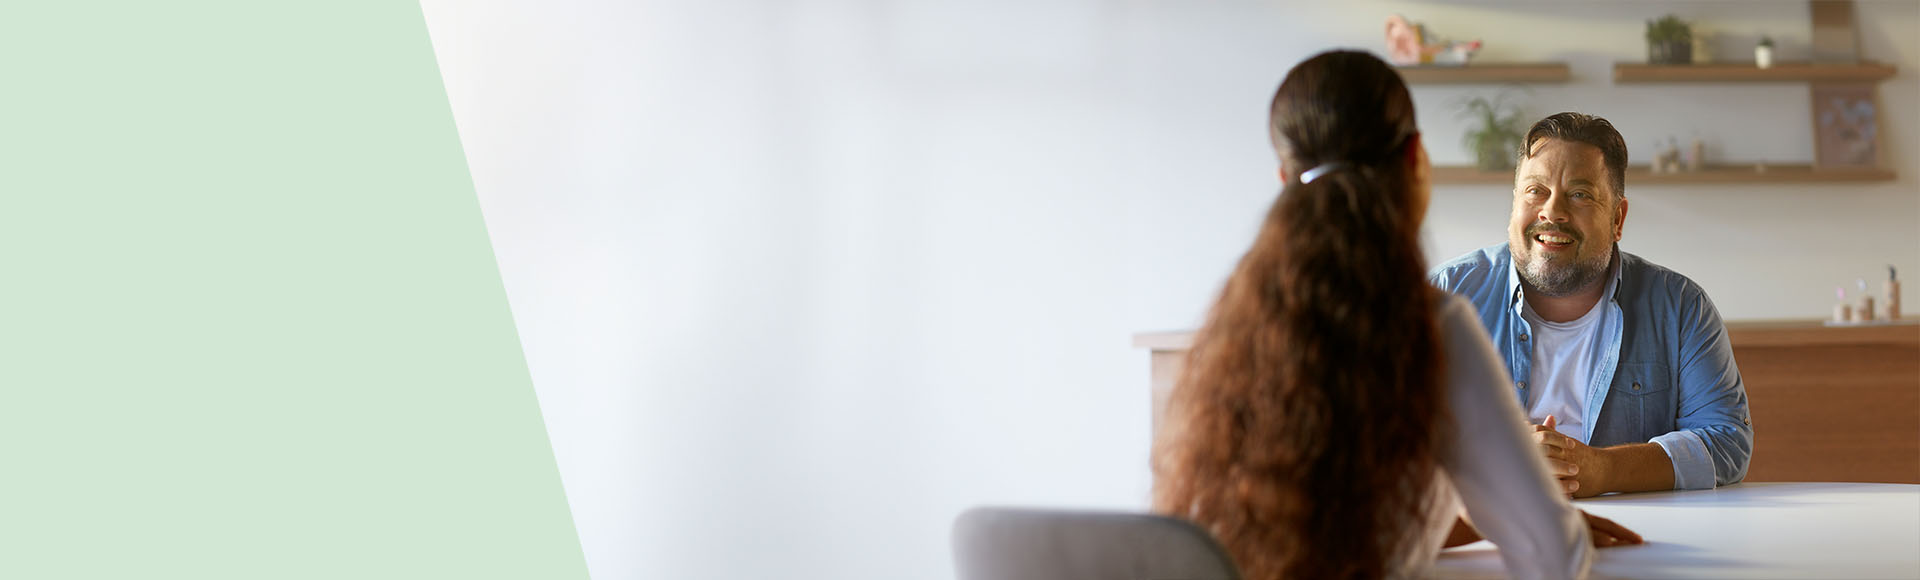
[418,1,1919,578]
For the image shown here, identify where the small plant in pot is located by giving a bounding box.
[1646,15,1694,65]
[1458,92,1526,172]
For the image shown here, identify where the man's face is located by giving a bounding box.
[1508,138,1627,297]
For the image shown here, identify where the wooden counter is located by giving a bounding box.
[1728,320,1919,483]
[1134,319,1920,484]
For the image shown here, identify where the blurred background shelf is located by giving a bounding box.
[1397,62,1570,84]
[1430,164,1896,185]
[1613,61,1897,83]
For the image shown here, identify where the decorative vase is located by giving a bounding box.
[1475,140,1513,171]
[1649,40,1693,65]
[1756,45,1774,69]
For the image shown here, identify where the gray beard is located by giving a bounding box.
[1517,243,1614,298]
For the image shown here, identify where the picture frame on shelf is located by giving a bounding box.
[1811,82,1882,169]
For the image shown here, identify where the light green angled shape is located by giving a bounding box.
[0,2,588,578]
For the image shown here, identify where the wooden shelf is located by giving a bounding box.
[1614,61,1897,83]
[1429,166,1516,184]
[1431,164,1895,185]
[1630,164,1895,184]
[1396,62,1570,84]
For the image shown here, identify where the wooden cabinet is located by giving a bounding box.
[1727,321,1919,483]
[1133,320,1920,484]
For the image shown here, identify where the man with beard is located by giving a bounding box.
[1431,112,1752,498]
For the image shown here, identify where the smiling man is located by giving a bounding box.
[1431,112,1753,498]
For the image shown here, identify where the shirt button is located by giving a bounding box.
[1517,381,1528,389]
[1632,382,1642,391]
[1519,333,1530,342]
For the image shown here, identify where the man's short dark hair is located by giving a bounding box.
[1520,112,1629,200]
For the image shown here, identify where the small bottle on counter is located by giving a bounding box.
[1835,287,1853,323]
[1888,266,1902,320]
[1857,279,1876,322]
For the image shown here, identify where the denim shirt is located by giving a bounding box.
[1431,243,1753,489]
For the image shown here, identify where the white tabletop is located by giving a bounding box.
[1436,482,1920,579]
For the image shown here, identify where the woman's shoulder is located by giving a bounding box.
[1428,288,1476,327]
[1427,287,1505,381]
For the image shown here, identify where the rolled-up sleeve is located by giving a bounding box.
[1670,291,1754,487]
[1650,430,1716,489]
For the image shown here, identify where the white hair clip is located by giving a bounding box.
[1299,162,1349,184]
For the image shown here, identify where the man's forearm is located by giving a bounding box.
[1598,443,1676,494]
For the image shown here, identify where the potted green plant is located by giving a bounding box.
[1646,15,1693,65]
[1458,92,1526,172]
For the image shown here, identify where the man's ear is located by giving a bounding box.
[1403,132,1424,168]
[1613,197,1630,241]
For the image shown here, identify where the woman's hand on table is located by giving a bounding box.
[1582,510,1644,548]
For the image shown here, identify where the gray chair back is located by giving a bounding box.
[952,507,1242,580]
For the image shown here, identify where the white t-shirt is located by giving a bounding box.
[1395,292,1592,580]
[1520,297,1607,442]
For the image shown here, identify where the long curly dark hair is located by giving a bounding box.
[1152,50,1446,579]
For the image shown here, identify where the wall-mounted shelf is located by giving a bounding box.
[1397,62,1570,84]
[1428,166,1515,185]
[1431,164,1895,186]
[1613,61,1897,83]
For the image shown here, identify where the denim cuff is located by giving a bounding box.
[1650,430,1715,490]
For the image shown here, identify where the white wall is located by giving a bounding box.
[417,1,1919,579]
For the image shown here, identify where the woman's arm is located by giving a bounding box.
[1434,294,1594,580]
